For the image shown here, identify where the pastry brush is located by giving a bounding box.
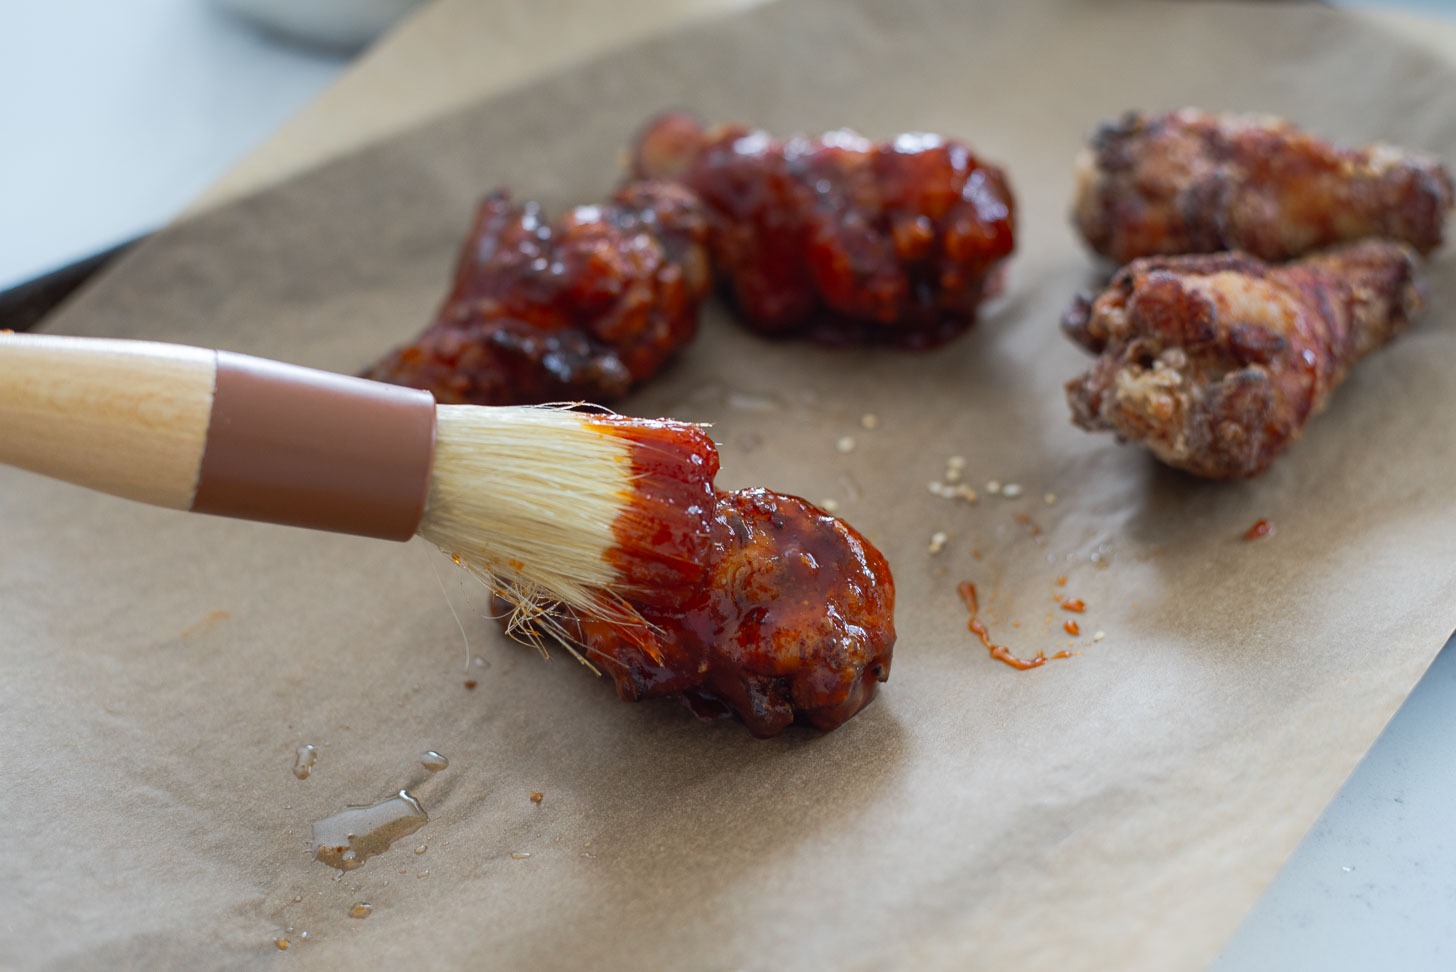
[0,332,717,616]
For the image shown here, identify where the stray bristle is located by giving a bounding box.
[417,405,717,628]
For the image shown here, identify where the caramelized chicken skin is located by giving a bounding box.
[1074,108,1453,264]
[367,181,710,405]
[631,111,1016,347]
[1063,240,1422,479]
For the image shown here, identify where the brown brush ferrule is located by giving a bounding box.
[191,352,437,541]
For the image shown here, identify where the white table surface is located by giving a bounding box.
[2,1,1453,968]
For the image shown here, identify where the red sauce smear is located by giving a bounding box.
[1243,518,1275,541]
[1064,619,1081,636]
[957,581,1073,671]
[1060,598,1087,613]
[598,415,720,611]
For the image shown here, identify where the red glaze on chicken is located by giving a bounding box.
[368,180,710,404]
[631,111,1016,348]
[516,484,896,738]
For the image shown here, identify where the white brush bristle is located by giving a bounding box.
[418,405,633,622]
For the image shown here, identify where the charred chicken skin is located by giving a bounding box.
[1063,240,1422,479]
[367,181,710,405]
[1074,108,1454,264]
[517,485,896,738]
[631,111,1016,348]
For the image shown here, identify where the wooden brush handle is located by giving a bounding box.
[0,332,438,540]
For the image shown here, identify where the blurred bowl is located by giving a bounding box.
[213,0,425,51]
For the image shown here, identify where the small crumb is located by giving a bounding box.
[860,413,879,430]
[836,435,856,453]
[946,455,966,471]
[1064,619,1081,636]
[511,852,532,860]
[820,498,840,513]
[985,480,1002,495]
[954,484,978,504]
[1055,575,1068,587]
[275,939,290,951]
[463,679,478,690]
[1044,492,1058,506]
[530,791,544,804]
[944,465,962,483]
[348,903,373,920]
[1093,630,1106,642]
[928,531,948,555]
[1001,482,1023,498]
[414,844,427,855]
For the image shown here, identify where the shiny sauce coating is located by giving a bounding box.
[525,487,896,737]
[368,181,710,405]
[631,111,1017,348]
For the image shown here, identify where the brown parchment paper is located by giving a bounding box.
[5,1,1456,969]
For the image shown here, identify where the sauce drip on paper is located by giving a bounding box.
[957,581,1074,671]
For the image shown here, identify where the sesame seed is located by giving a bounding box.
[836,436,856,453]
[944,466,962,483]
[1093,630,1105,642]
[860,413,879,429]
[821,498,840,512]
[928,531,948,555]
[1001,483,1023,498]
[985,480,1002,495]
[1044,492,1058,505]
[955,485,978,503]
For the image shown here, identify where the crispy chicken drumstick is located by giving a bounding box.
[1063,240,1422,479]
[1074,108,1453,264]
[631,111,1016,347]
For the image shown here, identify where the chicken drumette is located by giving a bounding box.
[1063,240,1422,479]
[367,180,710,405]
[631,111,1016,348]
[1074,108,1453,264]
[515,485,896,738]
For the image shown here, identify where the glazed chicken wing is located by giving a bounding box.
[1074,108,1453,264]
[1063,240,1422,479]
[515,486,896,738]
[631,111,1016,348]
[367,181,710,405]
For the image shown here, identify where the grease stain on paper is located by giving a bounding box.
[312,791,428,871]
